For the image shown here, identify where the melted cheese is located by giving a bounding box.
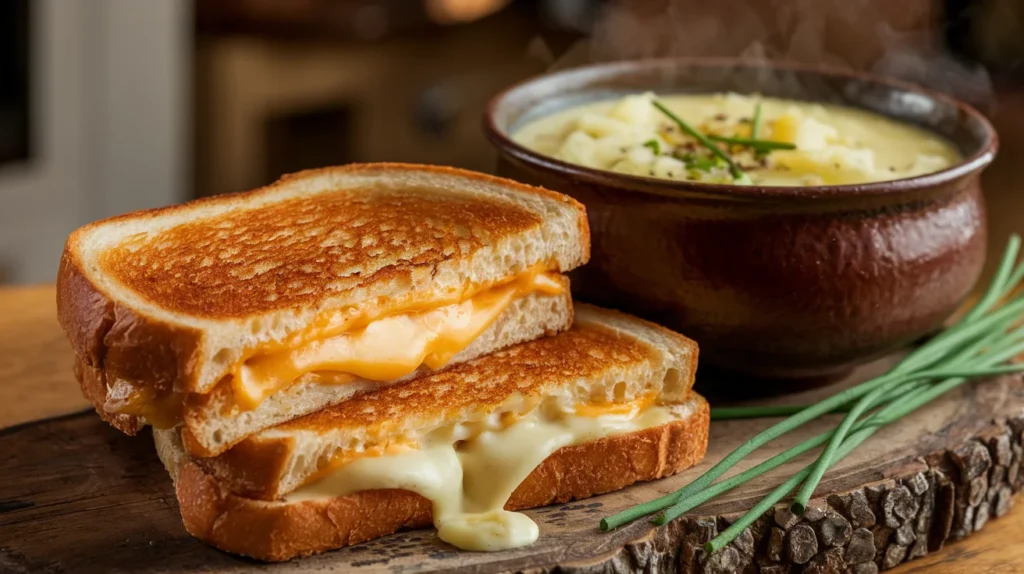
[104,382,183,429]
[285,402,686,551]
[574,392,658,417]
[233,271,565,408]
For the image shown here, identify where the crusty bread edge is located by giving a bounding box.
[574,303,700,400]
[74,355,144,435]
[59,250,204,435]
[57,163,590,430]
[157,394,709,562]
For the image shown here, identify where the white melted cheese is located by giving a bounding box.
[284,402,693,551]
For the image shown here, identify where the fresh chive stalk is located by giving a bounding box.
[964,235,1021,322]
[652,100,744,180]
[710,404,825,420]
[751,101,763,139]
[600,235,1024,549]
[707,134,795,151]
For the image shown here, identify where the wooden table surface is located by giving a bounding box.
[1,285,1022,573]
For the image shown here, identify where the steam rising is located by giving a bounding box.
[539,0,993,110]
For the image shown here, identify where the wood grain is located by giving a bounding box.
[1,286,1023,573]
[0,286,88,425]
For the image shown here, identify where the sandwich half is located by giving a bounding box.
[154,304,709,561]
[58,164,589,456]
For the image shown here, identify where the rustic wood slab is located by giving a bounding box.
[2,353,1023,573]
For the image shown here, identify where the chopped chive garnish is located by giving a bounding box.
[642,139,661,155]
[689,157,717,172]
[707,135,795,151]
[652,100,744,180]
[600,235,1024,553]
[751,100,763,139]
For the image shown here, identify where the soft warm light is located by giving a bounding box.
[425,0,511,25]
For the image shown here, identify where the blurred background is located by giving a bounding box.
[0,0,1021,284]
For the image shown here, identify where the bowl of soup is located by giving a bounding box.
[484,59,997,383]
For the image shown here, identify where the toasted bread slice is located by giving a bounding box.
[58,163,589,436]
[162,304,699,501]
[155,393,709,562]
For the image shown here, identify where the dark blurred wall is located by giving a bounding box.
[191,1,591,197]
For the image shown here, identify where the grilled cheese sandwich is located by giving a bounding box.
[155,305,708,560]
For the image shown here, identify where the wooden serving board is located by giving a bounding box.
[2,359,1023,574]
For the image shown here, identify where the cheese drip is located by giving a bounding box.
[285,401,686,551]
[233,272,565,408]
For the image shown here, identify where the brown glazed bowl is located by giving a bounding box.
[484,59,998,383]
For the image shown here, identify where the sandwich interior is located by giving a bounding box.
[110,267,568,430]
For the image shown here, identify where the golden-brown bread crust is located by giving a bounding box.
[56,163,590,433]
[172,396,709,562]
[70,163,589,319]
[575,304,700,400]
[194,306,696,500]
[59,248,204,403]
[101,191,540,317]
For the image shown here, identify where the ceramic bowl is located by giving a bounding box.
[484,58,997,382]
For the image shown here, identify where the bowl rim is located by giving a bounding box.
[483,57,999,200]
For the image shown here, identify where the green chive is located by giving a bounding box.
[652,100,744,180]
[707,135,795,151]
[751,101,762,139]
[964,234,1021,322]
[642,139,661,155]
